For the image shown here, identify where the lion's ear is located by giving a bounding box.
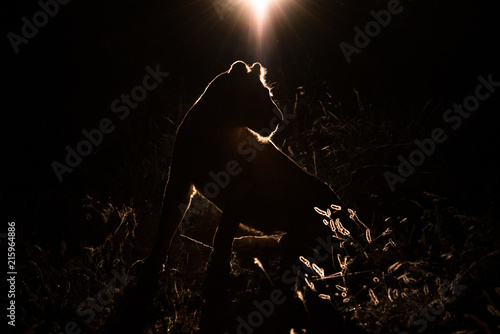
[251,63,267,83]
[229,61,249,76]
[250,63,262,76]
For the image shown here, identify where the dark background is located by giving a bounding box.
[4,0,499,192]
[2,0,500,332]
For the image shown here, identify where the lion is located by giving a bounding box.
[116,60,365,333]
[143,60,360,292]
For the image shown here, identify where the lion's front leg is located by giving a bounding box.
[146,175,195,273]
[204,211,240,300]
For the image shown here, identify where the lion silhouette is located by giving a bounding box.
[116,60,363,333]
[144,60,358,290]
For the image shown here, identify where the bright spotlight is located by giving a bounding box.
[214,0,286,61]
[244,0,275,45]
[249,0,271,23]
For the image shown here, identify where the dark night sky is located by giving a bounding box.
[3,0,499,210]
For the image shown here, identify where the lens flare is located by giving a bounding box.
[247,0,272,36]
[250,0,271,23]
[244,0,276,60]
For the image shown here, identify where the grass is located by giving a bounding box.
[6,75,500,334]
